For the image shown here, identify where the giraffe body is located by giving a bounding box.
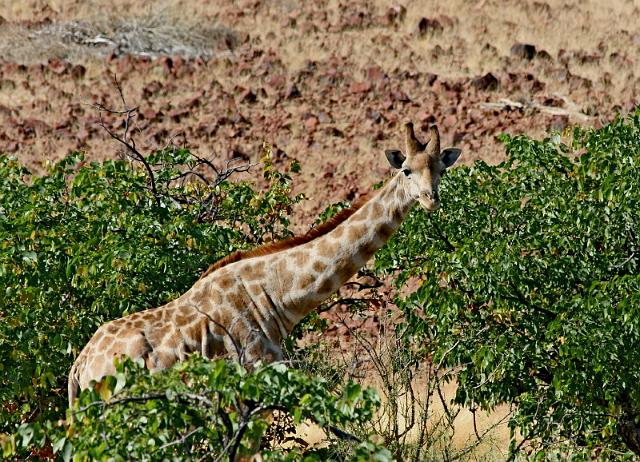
[68,122,461,406]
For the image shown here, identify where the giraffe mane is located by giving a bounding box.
[199,193,371,279]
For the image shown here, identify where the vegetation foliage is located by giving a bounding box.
[2,111,640,460]
[375,110,640,459]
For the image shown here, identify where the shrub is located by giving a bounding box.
[3,356,389,461]
[375,110,640,459]
[0,148,299,432]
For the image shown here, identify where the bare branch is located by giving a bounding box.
[156,426,203,452]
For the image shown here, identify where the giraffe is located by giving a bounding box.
[68,121,461,406]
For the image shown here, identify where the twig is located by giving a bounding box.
[433,219,456,252]
[156,426,203,451]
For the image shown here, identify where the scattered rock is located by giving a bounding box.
[452,131,466,144]
[366,109,382,123]
[385,5,406,26]
[350,81,372,94]
[229,147,249,161]
[317,111,331,123]
[142,81,163,99]
[471,72,499,91]
[390,88,410,102]
[304,115,319,130]
[326,126,344,137]
[71,65,86,79]
[425,73,438,86]
[535,49,552,61]
[141,109,160,121]
[285,83,301,99]
[549,114,569,131]
[511,43,537,60]
[541,96,565,107]
[267,74,286,89]
[4,141,18,152]
[568,74,592,91]
[238,88,257,104]
[47,58,69,75]
[415,17,443,37]
[168,108,189,122]
[76,128,90,143]
[366,66,387,82]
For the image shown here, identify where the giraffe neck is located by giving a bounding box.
[274,172,414,326]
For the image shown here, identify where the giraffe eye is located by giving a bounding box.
[403,169,412,177]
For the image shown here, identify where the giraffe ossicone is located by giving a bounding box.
[68,122,461,406]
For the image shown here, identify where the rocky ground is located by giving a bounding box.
[1,0,638,223]
[1,0,638,454]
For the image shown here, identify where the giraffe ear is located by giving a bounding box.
[441,148,461,168]
[385,149,406,169]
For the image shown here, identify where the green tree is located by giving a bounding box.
[0,147,299,432]
[375,110,640,459]
[4,356,389,461]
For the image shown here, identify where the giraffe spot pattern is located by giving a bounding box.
[69,169,423,406]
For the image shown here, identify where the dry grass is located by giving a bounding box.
[0,13,236,63]
[288,307,513,461]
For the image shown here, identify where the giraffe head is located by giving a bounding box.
[385,122,461,211]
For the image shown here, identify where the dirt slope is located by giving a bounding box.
[1,0,638,221]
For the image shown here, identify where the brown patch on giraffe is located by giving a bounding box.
[347,223,368,243]
[253,260,266,272]
[289,249,308,267]
[247,283,262,297]
[337,263,357,283]
[317,240,340,258]
[360,241,379,260]
[392,206,404,223]
[180,321,204,352]
[141,310,156,321]
[332,226,344,239]
[199,193,372,279]
[318,276,337,295]
[298,273,316,290]
[312,260,327,273]
[379,222,395,239]
[369,202,384,220]
[190,287,222,311]
[105,322,119,334]
[218,276,235,290]
[243,260,267,281]
[214,309,233,330]
[162,330,181,350]
[174,312,191,327]
[227,292,245,309]
[275,258,294,294]
[96,335,111,350]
